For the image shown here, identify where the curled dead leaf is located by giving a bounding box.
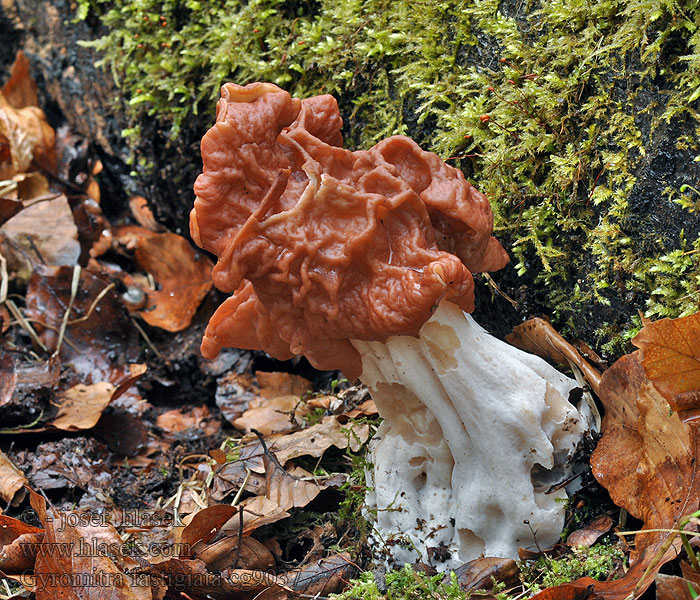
[566,515,614,548]
[507,317,602,394]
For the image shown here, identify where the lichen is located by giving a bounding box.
[76,0,700,355]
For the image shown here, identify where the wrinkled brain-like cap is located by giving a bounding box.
[191,82,508,379]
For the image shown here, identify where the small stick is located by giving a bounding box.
[52,265,81,358]
[5,299,48,352]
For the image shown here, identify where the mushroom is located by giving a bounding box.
[191,82,588,566]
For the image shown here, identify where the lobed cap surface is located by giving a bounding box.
[191,82,508,378]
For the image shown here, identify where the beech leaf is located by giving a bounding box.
[632,312,700,420]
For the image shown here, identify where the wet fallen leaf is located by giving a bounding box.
[25,264,139,385]
[652,572,700,600]
[215,372,259,425]
[531,585,599,600]
[566,515,614,548]
[0,450,26,505]
[632,312,700,420]
[506,317,602,394]
[94,409,148,456]
[133,232,213,332]
[656,573,699,600]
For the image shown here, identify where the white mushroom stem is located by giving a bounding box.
[351,300,587,567]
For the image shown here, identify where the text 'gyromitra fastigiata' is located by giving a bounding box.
[191,82,588,566]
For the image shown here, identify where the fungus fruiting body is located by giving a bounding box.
[191,82,587,566]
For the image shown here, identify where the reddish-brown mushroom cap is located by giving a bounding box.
[191,82,508,379]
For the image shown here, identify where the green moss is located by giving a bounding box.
[521,542,626,594]
[77,0,700,352]
[330,541,625,599]
[330,565,469,600]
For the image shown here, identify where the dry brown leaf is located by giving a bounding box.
[233,394,311,436]
[1,194,80,281]
[531,352,700,600]
[150,557,275,600]
[12,172,49,201]
[180,504,238,557]
[339,398,378,421]
[134,232,213,332]
[265,462,321,512]
[240,418,370,473]
[1,51,54,174]
[228,496,291,535]
[156,405,219,437]
[211,461,267,501]
[306,395,344,412]
[253,432,322,512]
[0,451,26,505]
[680,562,700,588]
[566,515,614,548]
[506,317,602,394]
[196,535,275,573]
[50,382,116,431]
[632,312,700,420]
[256,372,312,398]
[451,557,519,593]
[278,552,355,597]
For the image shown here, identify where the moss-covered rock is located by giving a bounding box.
[6,0,700,357]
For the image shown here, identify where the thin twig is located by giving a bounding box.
[4,299,48,352]
[52,265,81,358]
[130,317,161,359]
[231,468,252,506]
[0,251,7,304]
[67,282,115,324]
